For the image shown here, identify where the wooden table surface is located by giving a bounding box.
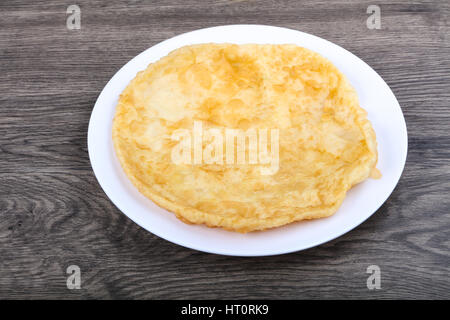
[0,0,449,299]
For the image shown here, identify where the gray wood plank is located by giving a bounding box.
[0,0,449,299]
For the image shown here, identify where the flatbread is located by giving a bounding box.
[112,44,379,232]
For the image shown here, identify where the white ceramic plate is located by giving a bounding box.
[88,25,407,256]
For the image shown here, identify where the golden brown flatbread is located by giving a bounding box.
[112,44,379,232]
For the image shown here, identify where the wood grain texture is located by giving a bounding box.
[0,0,449,299]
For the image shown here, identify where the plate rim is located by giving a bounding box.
[88,24,408,256]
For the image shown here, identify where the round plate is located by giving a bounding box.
[88,25,407,256]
